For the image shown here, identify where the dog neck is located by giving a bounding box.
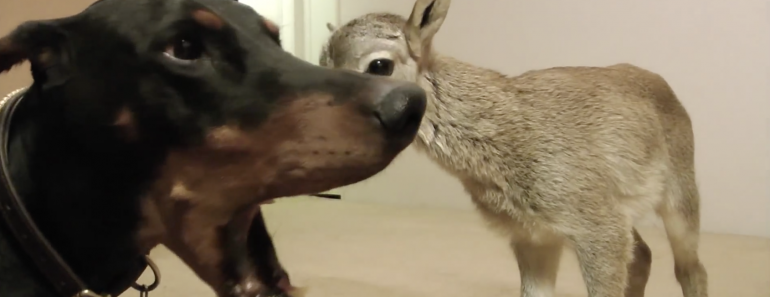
[0,86,162,297]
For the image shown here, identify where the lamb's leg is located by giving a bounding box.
[660,205,708,297]
[511,236,564,297]
[625,228,652,297]
[570,214,633,297]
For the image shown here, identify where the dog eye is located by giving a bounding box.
[366,59,394,76]
[164,37,205,61]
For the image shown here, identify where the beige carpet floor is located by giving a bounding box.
[121,198,770,297]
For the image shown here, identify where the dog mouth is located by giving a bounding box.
[163,133,405,296]
[220,203,299,297]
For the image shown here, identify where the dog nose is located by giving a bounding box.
[374,84,427,137]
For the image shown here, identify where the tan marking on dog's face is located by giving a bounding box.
[170,182,197,200]
[136,93,402,294]
[113,106,138,141]
[113,107,132,125]
[191,9,225,30]
[34,48,55,66]
[264,19,279,35]
[205,126,254,151]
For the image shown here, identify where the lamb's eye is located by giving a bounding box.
[366,59,394,76]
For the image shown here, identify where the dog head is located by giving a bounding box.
[0,0,425,296]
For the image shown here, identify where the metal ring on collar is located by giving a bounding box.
[130,255,161,293]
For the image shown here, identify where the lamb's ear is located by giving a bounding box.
[0,20,72,89]
[403,0,450,70]
[326,22,336,32]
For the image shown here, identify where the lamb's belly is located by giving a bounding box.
[413,136,561,241]
[460,177,559,243]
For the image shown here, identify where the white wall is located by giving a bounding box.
[335,0,770,238]
[302,0,339,64]
[239,0,297,56]
[239,0,338,62]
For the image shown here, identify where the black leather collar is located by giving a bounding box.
[0,87,150,297]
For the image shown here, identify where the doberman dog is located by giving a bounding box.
[0,0,426,297]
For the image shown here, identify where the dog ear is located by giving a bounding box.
[0,20,72,88]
